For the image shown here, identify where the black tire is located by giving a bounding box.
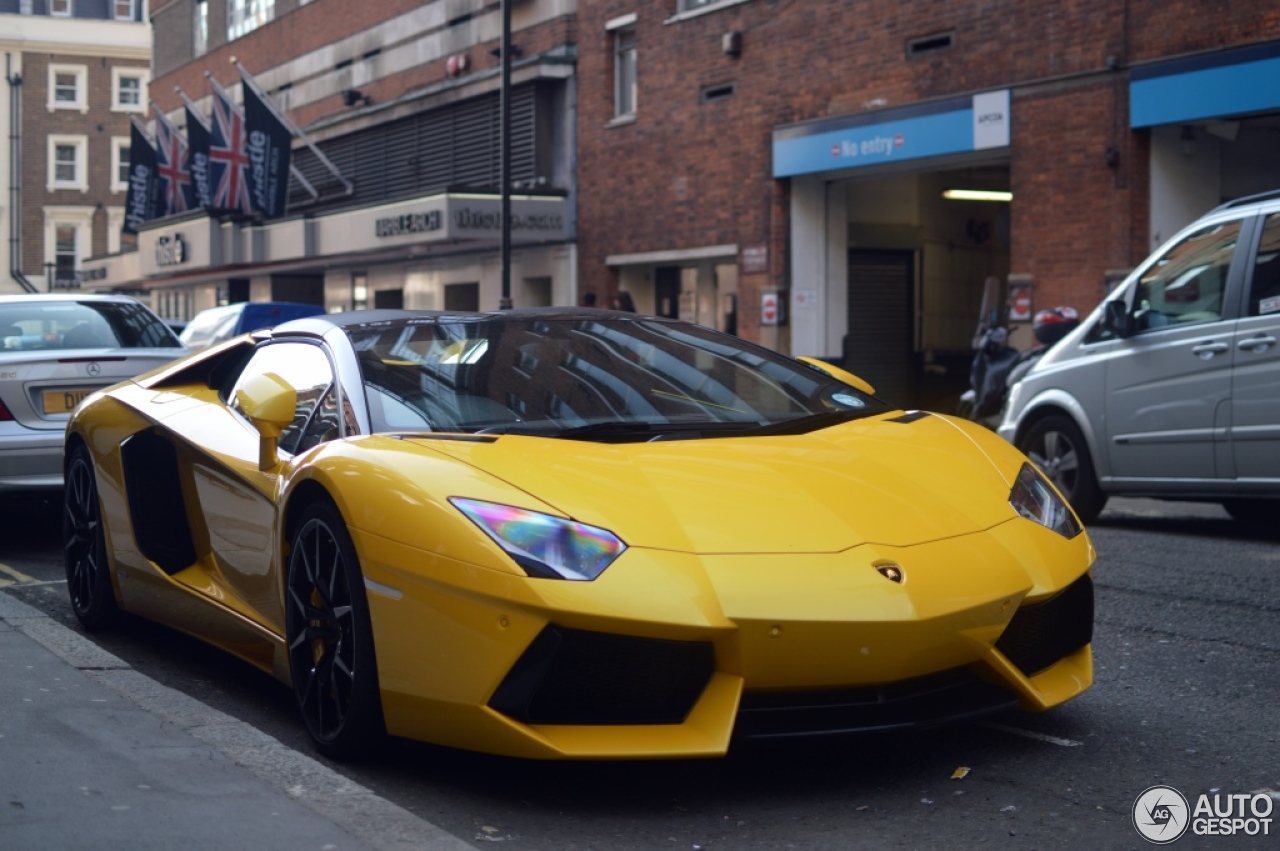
[1018,414,1107,525]
[63,443,119,631]
[286,501,384,759]
[1221,498,1275,527]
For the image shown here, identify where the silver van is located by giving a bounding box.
[998,190,1280,524]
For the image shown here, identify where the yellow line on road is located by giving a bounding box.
[0,563,38,585]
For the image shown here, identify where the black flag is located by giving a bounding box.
[185,103,213,210]
[123,119,161,234]
[242,81,292,219]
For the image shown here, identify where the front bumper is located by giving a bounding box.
[355,516,1095,759]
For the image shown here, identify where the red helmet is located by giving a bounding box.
[1033,306,1080,345]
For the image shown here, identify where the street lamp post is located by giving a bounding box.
[498,0,512,310]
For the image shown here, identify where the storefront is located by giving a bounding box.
[81,192,575,320]
[773,91,1012,410]
[1131,39,1280,253]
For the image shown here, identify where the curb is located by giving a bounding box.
[0,590,475,851]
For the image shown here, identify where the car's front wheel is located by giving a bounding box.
[63,443,119,631]
[286,501,384,759]
[1018,414,1107,525]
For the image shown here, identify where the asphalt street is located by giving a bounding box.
[1,495,1277,850]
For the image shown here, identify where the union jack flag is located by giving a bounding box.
[153,107,191,216]
[208,81,253,215]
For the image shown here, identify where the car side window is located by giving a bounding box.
[228,342,336,456]
[1132,219,1241,333]
[1247,212,1280,317]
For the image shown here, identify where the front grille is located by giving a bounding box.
[489,626,715,725]
[996,572,1094,676]
[735,667,1017,739]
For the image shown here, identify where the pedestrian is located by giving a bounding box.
[611,291,636,312]
[580,291,598,307]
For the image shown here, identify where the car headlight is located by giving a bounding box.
[449,497,627,580]
[1009,463,1082,539]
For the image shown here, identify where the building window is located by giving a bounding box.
[227,0,274,41]
[55,226,77,284]
[111,67,149,113]
[50,0,72,16]
[113,0,134,20]
[611,21,637,119]
[111,137,130,193]
[47,64,88,113]
[48,136,88,192]
[194,0,209,56]
[43,208,93,289]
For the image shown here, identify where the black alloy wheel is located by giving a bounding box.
[1018,414,1107,525]
[63,443,119,630]
[286,501,383,759]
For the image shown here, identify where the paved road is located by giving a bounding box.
[2,496,1277,850]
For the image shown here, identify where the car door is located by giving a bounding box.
[1105,217,1245,483]
[162,340,339,633]
[1231,210,1280,482]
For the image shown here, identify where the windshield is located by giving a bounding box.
[349,316,887,439]
[0,299,182,351]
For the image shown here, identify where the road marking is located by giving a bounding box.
[0,563,39,586]
[982,721,1083,747]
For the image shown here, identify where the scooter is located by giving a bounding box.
[957,306,1079,428]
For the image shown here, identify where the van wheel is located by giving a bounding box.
[1221,499,1273,527]
[1018,415,1107,524]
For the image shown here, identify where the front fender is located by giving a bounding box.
[1000,387,1108,480]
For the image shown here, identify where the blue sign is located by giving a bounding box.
[772,91,1009,179]
[1130,40,1280,128]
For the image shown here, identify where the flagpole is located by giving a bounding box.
[230,58,353,196]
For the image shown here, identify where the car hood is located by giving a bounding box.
[406,413,1021,553]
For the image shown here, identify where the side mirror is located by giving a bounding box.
[795,356,876,396]
[235,372,296,471]
[1103,299,1131,338]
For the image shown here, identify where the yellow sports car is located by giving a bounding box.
[64,308,1094,760]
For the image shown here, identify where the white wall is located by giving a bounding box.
[1150,124,1221,252]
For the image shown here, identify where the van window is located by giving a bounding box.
[1248,212,1280,317]
[1132,220,1240,333]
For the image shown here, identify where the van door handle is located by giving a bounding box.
[1192,341,1229,358]
[1237,335,1277,353]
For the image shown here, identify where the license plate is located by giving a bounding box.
[42,388,94,415]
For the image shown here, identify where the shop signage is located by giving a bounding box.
[772,90,1011,178]
[453,208,565,233]
[741,245,768,274]
[376,211,443,237]
[155,234,188,267]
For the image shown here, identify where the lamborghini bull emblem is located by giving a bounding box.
[876,564,904,583]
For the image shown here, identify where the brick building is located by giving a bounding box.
[1,0,150,294]
[575,1,1280,409]
[74,1,1280,413]
[85,0,579,322]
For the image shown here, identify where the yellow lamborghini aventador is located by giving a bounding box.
[64,308,1094,760]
